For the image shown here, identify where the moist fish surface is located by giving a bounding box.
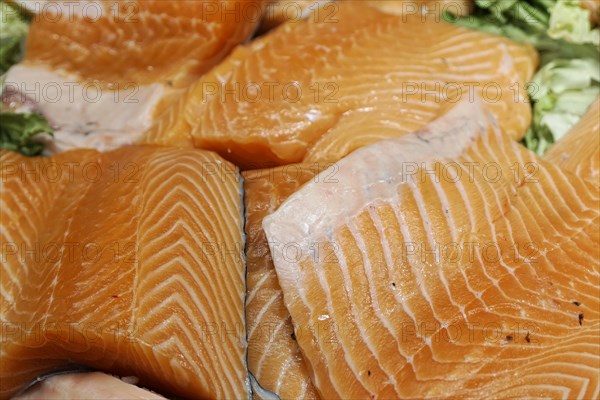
[259,0,472,32]
[2,0,261,153]
[264,98,600,399]
[258,0,334,32]
[244,164,335,399]
[145,2,537,169]
[545,98,599,185]
[0,146,248,399]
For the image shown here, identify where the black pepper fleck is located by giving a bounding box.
[368,370,371,376]
[578,313,584,326]
[573,301,581,306]
[525,332,531,343]
[505,335,513,342]
[392,282,396,287]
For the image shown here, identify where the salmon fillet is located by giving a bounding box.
[2,0,260,152]
[545,98,600,185]
[0,147,248,399]
[368,0,473,17]
[145,45,253,150]
[21,0,261,87]
[259,0,473,32]
[244,164,335,399]
[263,98,600,399]
[146,3,537,169]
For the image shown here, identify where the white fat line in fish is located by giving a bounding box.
[3,64,167,153]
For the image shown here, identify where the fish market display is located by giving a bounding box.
[2,0,260,152]
[0,146,248,399]
[145,2,537,169]
[264,98,600,399]
[545,98,600,184]
[1,1,598,399]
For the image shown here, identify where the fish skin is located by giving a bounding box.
[545,98,600,185]
[263,98,600,399]
[13,372,166,400]
[148,3,537,170]
[0,146,248,399]
[244,163,337,399]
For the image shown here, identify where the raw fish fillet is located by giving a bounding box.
[264,98,600,399]
[368,0,473,17]
[244,164,334,399]
[2,0,261,152]
[146,3,537,169]
[0,146,248,399]
[545,98,600,185]
[259,0,473,32]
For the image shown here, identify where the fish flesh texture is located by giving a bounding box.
[2,0,261,153]
[259,0,335,32]
[263,97,600,399]
[259,0,473,32]
[0,146,248,399]
[368,0,473,17]
[244,163,335,399]
[545,98,599,185]
[144,45,253,150]
[146,2,537,169]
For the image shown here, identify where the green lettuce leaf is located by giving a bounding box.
[548,0,600,45]
[0,112,53,156]
[444,0,599,63]
[445,0,600,155]
[1,1,55,156]
[0,0,29,75]
[526,58,599,155]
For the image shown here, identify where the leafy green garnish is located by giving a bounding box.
[547,0,599,45]
[1,1,55,156]
[0,112,53,156]
[524,58,599,155]
[445,0,599,63]
[445,0,600,155]
[0,0,29,75]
